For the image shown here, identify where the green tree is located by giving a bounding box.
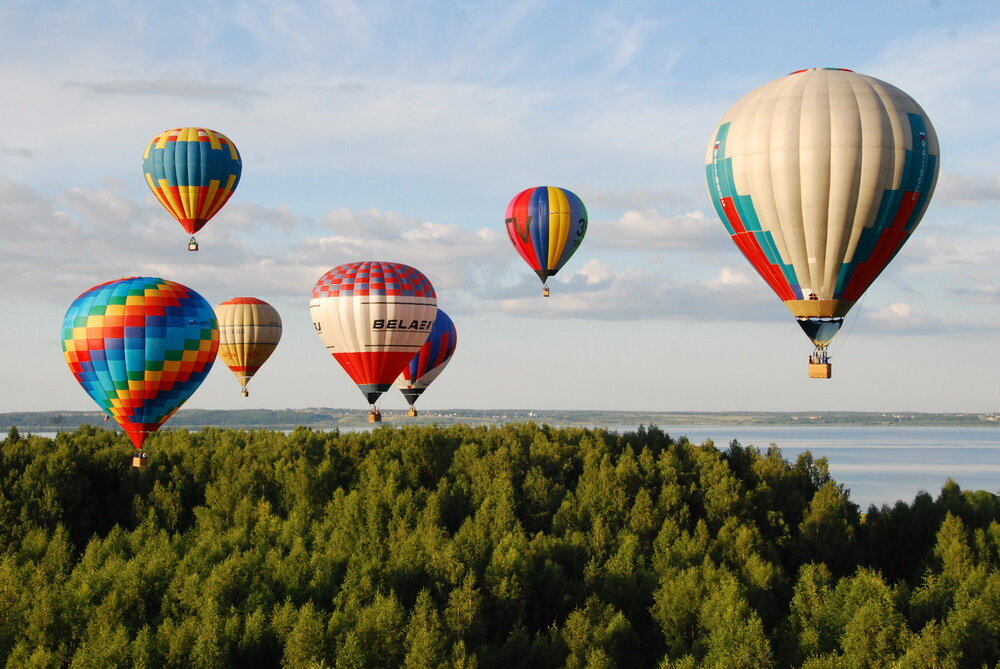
[403,590,448,669]
[796,482,859,574]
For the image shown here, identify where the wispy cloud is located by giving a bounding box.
[0,144,32,158]
[862,302,993,336]
[583,187,703,211]
[0,179,507,310]
[590,209,725,253]
[65,79,268,101]
[934,173,1000,206]
[2,177,992,338]
[950,287,1000,306]
[498,261,775,321]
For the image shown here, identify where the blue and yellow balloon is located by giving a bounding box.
[142,127,242,250]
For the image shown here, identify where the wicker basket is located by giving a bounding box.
[808,363,832,379]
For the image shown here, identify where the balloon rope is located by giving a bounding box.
[829,292,867,357]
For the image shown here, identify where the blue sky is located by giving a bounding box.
[1,0,997,414]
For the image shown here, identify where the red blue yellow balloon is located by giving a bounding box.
[62,277,219,449]
[505,186,588,296]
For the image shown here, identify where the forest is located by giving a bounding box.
[1,423,998,668]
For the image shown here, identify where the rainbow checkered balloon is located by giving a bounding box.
[62,277,219,450]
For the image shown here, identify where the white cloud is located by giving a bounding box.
[499,259,775,321]
[4,176,987,336]
[0,179,509,309]
[868,20,1000,115]
[862,301,992,336]
[868,302,939,332]
[65,79,268,101]
[950,287,1000,306]
[583,187,702,210]
[591,12,658,78]
[591,209,725,253]
[934,173,1000,206]
[898,233,1000,283]
[576,259,616,285]
[706,267,752,288]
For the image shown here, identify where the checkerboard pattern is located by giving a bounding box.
[62,277,219,449]
[312,261,436,299]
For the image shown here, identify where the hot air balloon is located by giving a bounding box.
[62,277,219,466]
[142,127,242,251]
[216,297,282,397]
[395,309,457,417]
[310,261,437,421]
[705,68,938,378]
[505,186,588,296]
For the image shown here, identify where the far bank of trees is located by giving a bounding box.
[1,423,998,667]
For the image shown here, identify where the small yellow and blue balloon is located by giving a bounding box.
[505,186,588,296]
[142,127,242,250]
[62,277,219,450]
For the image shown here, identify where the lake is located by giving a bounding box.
[29,424,999,509]
[599,425,999,509]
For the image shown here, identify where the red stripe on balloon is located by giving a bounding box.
[505,188,542,270]
[722,197,796,301]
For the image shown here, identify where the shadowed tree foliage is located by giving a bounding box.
[1,423,998,667]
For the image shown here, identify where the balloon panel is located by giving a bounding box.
[310,262,437,402]
[143,127,242,234]
[706,68,938,320]
[217,297,282,389]
[797,318,844,346]
[505,186,588,279]
[62,277,219,449]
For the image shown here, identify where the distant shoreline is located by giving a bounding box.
[3,408,997,431]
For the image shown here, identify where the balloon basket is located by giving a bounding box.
[368,410,382,423]
[188,237,199,251]
[241,388,249,397]
[808,363,832,379]
[132,454,149,469]
[408,407,418,417]
[542,286,550,297]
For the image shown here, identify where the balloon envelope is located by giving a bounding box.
[142,127,242,235]
[310,261,437,404]
[62,277,219,449]
[216,297,282,396]
[395,309,457,407]
[706,67,938,347]
[505,186,588,286]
